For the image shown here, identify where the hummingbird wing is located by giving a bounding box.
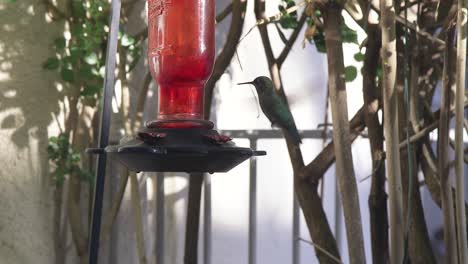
[262,93,302,144]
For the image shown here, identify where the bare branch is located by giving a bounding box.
[254,0,340,262]
[216,3,233,24]
[204,0,247,119]
[454,2,468,261]
[277,12,307,67]
[67,172,87,263]
[381,0,404,262]
[300,107,365,184]
[42,0,68,21]
[322,3,365,263]
[118,44,132,135]
[100,172,130,243]
[369,3,446,47]
[132,71,152,131]
[297,238,343,264]
[257,1,307,26]
[130,172,148,264]
[362,24,388,264]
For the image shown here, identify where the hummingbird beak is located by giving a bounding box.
[237,81,253,85]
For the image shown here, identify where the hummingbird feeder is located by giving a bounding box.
[104,0,265,173]
[87,0,265,263]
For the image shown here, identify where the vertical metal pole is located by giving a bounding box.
[87,0,121,263]
[156,173,165,264]
[248,139,257,264]
[184,173,204,264]
[203,174,212,264]
[292,196,300,264]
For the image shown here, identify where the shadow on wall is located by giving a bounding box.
[0,1,63,148]
[0,0,65,194]
[0,1,63,262]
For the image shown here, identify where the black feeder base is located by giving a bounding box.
[94,120,266,173]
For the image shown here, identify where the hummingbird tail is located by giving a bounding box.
[287,127,302,145]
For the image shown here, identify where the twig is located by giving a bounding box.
[204,0,247,119]
[399,95,468,149]
[359,158,383,183]
[240,0,307,44]
[43,0,68,21]
[132,71,152,131]
[68,169,87,263]
[216,3,233,24]
[448,139,468,163]
[369,3,445,47]
[277,12,307,67]
[257,1,307,25]
[319,83,330,202]
[53,112,64,134]
[118,43,132,135]
[275,22,289,45]
[133,28,148,43]
[130,172,148,264]
[99,171,130,243]
[297,238,343,264]
[301,107,365,184]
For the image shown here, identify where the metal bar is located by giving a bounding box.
[248,139,257,264]
[156,173,165,264]
[87,0,121,263]
[203,174,212,264]
[221,129,333,139]
[292,196,300,264]
[184,173,204,264]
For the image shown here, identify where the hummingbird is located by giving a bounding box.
[238,76,302,144]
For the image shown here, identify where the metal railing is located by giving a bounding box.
[154,129,333,264]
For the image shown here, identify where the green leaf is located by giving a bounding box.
[99,66,106,78]
[82,96,97,107]
[54,37,66,50]
[70,47,85,64]
[121,34,135,46]
[54,173,66,185]
[341,22,358,44]
[72,0,86,18]
[42,57,60,70]
[77,169,94,184]
[81,85,101,96]
[78,66,95,80]
[128,48,141,72]
[60,68,75,83]
[70,23,83,35]
[279,15,299,29]
[377,65,383,79]
[84,53,99,65]
[313,31,326,53]
[344,66,358,82]
[277,0,298,29]
[354,52,365,62]
[70,152,81,164]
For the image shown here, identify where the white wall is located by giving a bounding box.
[0,1,63,263]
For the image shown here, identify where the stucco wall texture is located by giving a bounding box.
[0,1,63,263]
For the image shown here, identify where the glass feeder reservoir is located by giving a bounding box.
[148,0,215,127]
